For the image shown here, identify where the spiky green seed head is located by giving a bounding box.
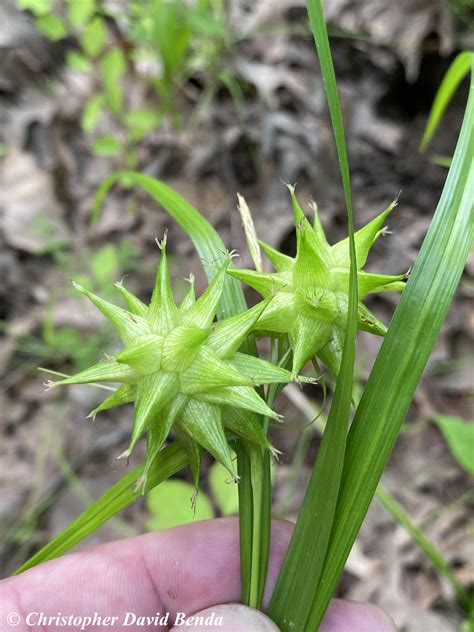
[229,186,407,375]
[51,241,311,490]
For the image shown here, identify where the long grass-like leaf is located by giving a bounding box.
[310,69,474,627]
[15,441,188,574]
[420,51,474,152]
[268,0,358,627]
[93,173,247,319]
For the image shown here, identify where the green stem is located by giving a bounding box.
[236,441,271,609]
[236,441,253,605]
[239,339,282,608]
[248,446,265,608]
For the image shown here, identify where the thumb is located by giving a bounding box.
[170,604,280,631]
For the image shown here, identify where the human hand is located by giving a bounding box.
[0,518,395,631]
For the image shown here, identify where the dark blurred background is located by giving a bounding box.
[1,1,473,629]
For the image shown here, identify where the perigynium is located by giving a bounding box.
[48,236,313,491]
[228,187,407,375]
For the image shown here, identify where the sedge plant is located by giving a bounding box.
[46,239,314,494]
[14,2,474,630]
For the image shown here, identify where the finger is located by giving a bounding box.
[1,517,396,632]
[320,599,397,632]
[170,600,396,632]
[0,518,292,629]
[171,599,396,632]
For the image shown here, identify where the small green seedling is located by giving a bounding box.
[18,0,243,168]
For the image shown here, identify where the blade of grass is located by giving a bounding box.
[93,173,247,319]
[376,485,471,610]
[420,51,474,152]
[310,69,474,627]
[15,441,188,574]
[93,172,270,608]
[268,0,358,627]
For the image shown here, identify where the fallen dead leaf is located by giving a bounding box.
[1,146,70,253]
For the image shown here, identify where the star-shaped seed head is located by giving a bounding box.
[228,186,407,375]
[50,237,313,491]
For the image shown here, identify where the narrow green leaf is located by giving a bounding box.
[15,442,188,574]
[235,441,253,604]
[93,173,248,320]
[420,52,474,153]
[268,0,359,627]
[376,485,470,609]
[249,444,271,609]
[310,69,474,628]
